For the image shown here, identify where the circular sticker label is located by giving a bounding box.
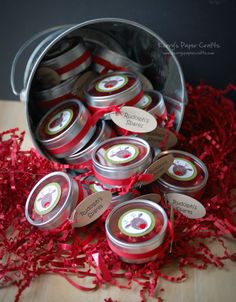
[46,109,73,135]
[118,209,155,237]
[34,182,61,215]
[95,75,128,92]
[135,94,152,109]
[105,144,139,164]
[167,158,197,181]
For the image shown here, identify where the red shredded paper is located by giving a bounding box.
[0,83,236,302]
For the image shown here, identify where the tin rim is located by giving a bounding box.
[36,99,89,145]
[92,136,152,175]
[105,199,168,251]
[93,46,143,73]
[84,71,142,108]
[65,120,112,163]
[25,171,78,228]
[156,150,209,192]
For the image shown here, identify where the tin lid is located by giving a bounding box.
[105,199,167,247]
[92,136,151,173]
[65,120,113,164]
[157,150,208,192]
[36,99,86,143]
[135,90,165,113]
[84,71,142,108]
[25,171,78,228]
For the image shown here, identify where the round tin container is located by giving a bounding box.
[36,99,95,158]
[93,46,143,74]
[92,136,152,187]
[25,171,87,230]
[137,72,153,90]
[32,76,77,111]
[156,150,208,198]
[84,71,143,111]
[40,36,92,81]
[64,120,114,165]
[105,199,168,263]
[135,89,167,120]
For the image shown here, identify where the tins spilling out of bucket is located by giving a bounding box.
[36,99,95,158]
[92,136,152,187]
[40,36,92,81]
[93,45,143,74]
[84,71,143,112]
[155,150,208,198]
[64,120,114,165]
[105,199,168,263]
[25,171,88,230]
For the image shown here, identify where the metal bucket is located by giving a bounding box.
[11,18,187,162]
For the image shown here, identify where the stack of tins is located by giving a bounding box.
[22,26,208,264]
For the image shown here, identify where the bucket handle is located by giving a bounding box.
[10,25,71,96]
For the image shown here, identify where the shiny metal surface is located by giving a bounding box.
[12,18,187,162]
[84,71,142,108]
[92,136,152,180]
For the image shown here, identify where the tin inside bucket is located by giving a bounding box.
[11,18,187,162]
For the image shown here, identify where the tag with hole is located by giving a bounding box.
[134,193,161,203]
[167,193,206,219]
[110,106,157,133]
[139,127,178,149]
[71,191,112,227]
[141,154,174,185]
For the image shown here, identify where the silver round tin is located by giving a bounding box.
[105,199,168,264]
[92,136,152,185]
[36,99,95,159]
[156,150,208,198]
[136,89,167,120]
[84,71,143,110]
[33,76,77,111]
[40,36,92,81]
[64,120,114,165]
[93,46,143,74]
[25,171,84,230]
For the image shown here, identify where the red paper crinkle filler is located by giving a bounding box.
[0,83,236,302]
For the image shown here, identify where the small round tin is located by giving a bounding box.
[25,171,87,230]
[105,199,168,263]
[40,36,92,81]
[36,99,95,158]
[64,120,114,165]
[93,46,143,74]
[84,71,143,111]
[92,136,152,186]
[136,72,153,90]
[33,76,77,111]
[135,90,167,120]
[156,150,208,198]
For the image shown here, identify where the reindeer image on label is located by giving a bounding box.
[46,109,73,135]
[167,158,197,181]
[118,209,155,237]
[34,182,61,215]
[105,144,139,164]
[95,75,128,92]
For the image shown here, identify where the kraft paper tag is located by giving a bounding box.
[71,191,112,227]
[134,193,161,203]
[167,193,206,219]
[110,106,157,133]
[142,154,174,185]
[139,128,178,149]
[35,67,60,89]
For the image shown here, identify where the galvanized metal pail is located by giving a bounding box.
[11,18,187,162]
